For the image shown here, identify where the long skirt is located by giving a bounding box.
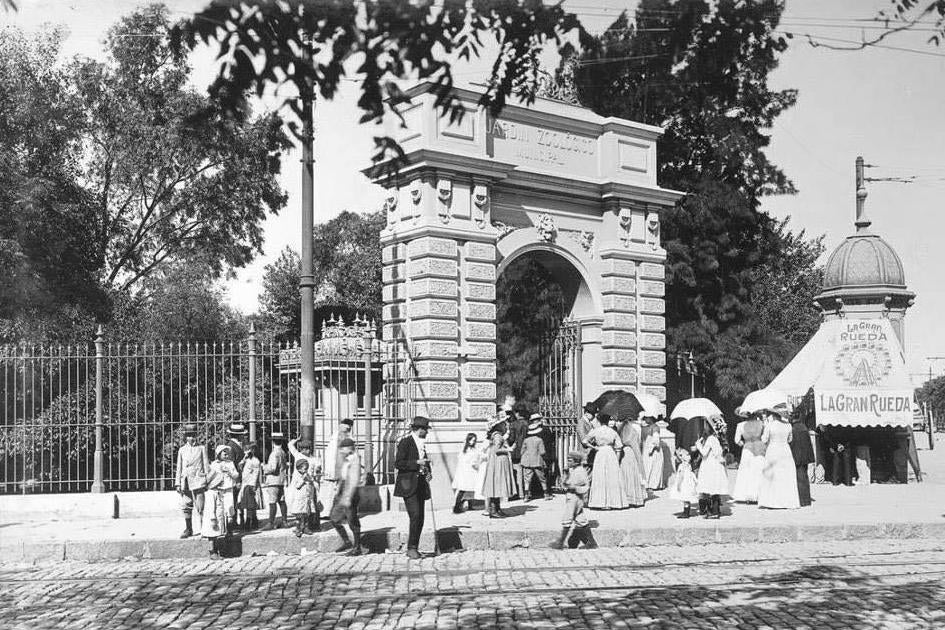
[643,445,665,491]
[589,447,629,509]
[758,444,800,509]
[480,453,515,500]
[201,488,234,539]
[731,450,765,502]
[619,446,647,506]
[796,465,812,507]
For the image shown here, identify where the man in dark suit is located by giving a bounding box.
[394,416,432,560]
[789,415,815,506]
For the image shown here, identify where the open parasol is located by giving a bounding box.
[592,390,644,422]
[740,389,790,416]
[669,397,722,420]
[635,392,665,419]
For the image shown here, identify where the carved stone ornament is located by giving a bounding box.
[619,208,633,248]
[436,178,452,224]
[580,230,594,252]
[473,184,489,229]
[409,180,422,205]
[536,214,557,243]
[645,210,660,250]
[384,189,398,218]
[492,221,516,239]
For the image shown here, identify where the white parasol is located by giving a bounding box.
[636,392,665,419]
[740,389,791,416]
[670,397,722,420]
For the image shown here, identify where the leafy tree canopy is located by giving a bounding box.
[172,0,591,163]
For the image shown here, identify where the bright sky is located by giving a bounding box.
[5,0,945,386]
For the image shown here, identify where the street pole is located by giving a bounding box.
[299,43,316,444]
[91,325,105,493]
[248,322,257,444]
[363,323,374,485]
[688,351,695,398]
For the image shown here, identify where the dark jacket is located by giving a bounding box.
[393,435,431,500]
[540,426,557,463]
[509,418,528,463]
[668,417,705,453]
[790,421,815,466]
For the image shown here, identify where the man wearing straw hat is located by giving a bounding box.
[394,416,432,560]
[175,423,209,539]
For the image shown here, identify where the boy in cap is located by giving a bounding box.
[330,437,365,555]
[550,451,597,549]
[520,413,548,502]
[175,423,210,538]
[263,431,289,529]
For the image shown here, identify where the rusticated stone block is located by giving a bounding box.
[382,283,406,303]
[408,299,458,319]
[462,362,497,381]
[412,381,459,400]
[639,280,666,297]
[464,342,496,360]
[407,236,457,259]
[382,303,405,322]
[408,257,457,279]
[409,320,458,340]
[603,313,636,331]
[642,369,666,385]
[465,281,496,301]
[602,295,636,313]
[642,333,666,350]
[382,243,406,264]
[414,401,460,421]
[413,360,459,380]
[465,262,496,282]
[464,242,496,262]
[640,351,666,367]
[601,331,637,349]
[639,262,665,280]
[464,302,496,321]
[600,258,636,277]
[639,298,665,314]
[382,263,406,284]
[465,403,496,421]
[465,322,496,340]
[641,315,665,332]
[413,340,459,358]
[600,276,636,295]
[409,278,457,299]
[602,349,637,366]
[464,382,497,401]
[601,367,637,385]
[643,386,666,402]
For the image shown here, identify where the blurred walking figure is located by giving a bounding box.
[175,423,209,539]
[550,451,596,549]
[330,438,365,555]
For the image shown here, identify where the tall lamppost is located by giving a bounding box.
[675,350,699,398]
[299,42,316,443]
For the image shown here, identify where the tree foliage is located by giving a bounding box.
[563,0,822,407]
[172,0,591,163]
[915,374,945,425]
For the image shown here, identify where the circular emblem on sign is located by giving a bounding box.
[834,342,892,387]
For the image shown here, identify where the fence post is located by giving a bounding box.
[363,322,375,485]
[248,323,257,444]
[91,325,105,493]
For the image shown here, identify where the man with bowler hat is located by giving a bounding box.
[175,423,209,538]
[394,416,432,560]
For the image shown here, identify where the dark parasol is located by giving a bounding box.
[592,390,644,423]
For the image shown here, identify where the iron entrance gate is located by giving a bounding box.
[537,318,582,481]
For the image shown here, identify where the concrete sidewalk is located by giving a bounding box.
[3,436,944,563]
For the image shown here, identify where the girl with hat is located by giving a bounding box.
[201,445,240,557]
[480,417,515,517]
[520,414,550,502]
[695,416,730,519]
[668,447,699,518]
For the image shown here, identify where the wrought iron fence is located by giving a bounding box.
[538,319,582,483]
[0,318,414,494]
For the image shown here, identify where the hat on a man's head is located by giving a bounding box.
[411,416,431,430]
[339,437,356,449]
[527,413,544,435]
[340,418,354,427]
[227,422,247,436]
[270,431,285,442]
[183,423,197,436]
[583,402,599,416]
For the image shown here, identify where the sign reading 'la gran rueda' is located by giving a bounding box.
[487,118,598,178]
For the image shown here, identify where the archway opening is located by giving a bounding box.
[496,249,592,411]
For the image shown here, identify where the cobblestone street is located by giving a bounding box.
[3,539,944,629]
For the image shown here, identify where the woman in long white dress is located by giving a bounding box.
[757,410,800,509]
[731,415,766,503]
[695,418,729,519]
[616,416,647,506]
[641,418,665,491]
[587,414,630,509]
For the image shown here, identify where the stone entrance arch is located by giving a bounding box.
[365,83,683,496]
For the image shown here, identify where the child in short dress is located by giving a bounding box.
[550,451,596,549]
[237,442,263,530]
[668,447,699,519]
[202,445,240,558]
[289,459,315,537]
[452,433,481,514]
